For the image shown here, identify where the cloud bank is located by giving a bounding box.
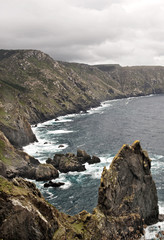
[1,0,164,65]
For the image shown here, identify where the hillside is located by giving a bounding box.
[0,49,164,147]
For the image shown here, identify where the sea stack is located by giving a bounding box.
[92,140,159,239]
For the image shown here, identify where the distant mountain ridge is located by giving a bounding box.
[0,49,164,147]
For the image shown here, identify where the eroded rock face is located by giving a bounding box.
[0,177,59,240]
[0,116,37,147]
[98,141,158,224]
[0,130,59,181]
[93,140,159,239]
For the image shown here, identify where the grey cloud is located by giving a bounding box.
[0,0,164,66]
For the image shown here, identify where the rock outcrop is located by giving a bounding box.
[0,141,159,240]
[0,176,59,240]
[98,141,158,224]
[0,130,59,181]
[92,140,159,239]
[46,150,100,173]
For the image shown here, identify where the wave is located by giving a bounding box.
[47,129,73,135]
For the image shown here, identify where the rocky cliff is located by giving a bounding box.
[0,130,59,181]
[0,141,159,240]
[1,49,164,147]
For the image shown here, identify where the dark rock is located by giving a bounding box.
[51,153,65,168]
[57,155,86,173]
[44,142,48,144]
[35,164,59,181]
[55,118,59,121]
[46,158,53,164]
[47,153,86,173]
[58,144,64,148]
[77,149,91,164]
[48,151,100,173]
[44,180,65,188]
[88,155,101,164]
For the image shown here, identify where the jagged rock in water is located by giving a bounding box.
[54,153,86,173]
[88,155,101,164]
[47,150,100,173]
[44,180,65,188]
[77,149,91,164]
[35,164,59,181]
[93,140,159,239]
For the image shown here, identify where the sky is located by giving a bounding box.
[1,0,164,66]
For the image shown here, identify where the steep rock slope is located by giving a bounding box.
[0,50,122,146]
[1,50,164,147]
[0,141,159,240]
[0,130,59,180]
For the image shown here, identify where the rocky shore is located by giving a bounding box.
[0,128,100,181]
[0,141,160,239]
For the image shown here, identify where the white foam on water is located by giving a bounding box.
[87,101,112,115]
[48,129,73,135]
[151,154,164,161]
[60,181,72,189]
[140,221,164,240]
[24,141,59,156]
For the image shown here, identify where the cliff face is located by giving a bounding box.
[1,49,164,147]
[0,141,159,240]
[0,130,59,180]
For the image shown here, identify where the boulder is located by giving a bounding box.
[88,155,101,164]
[35,164,59,181]
[57,155,86,173]
[44,180,65,188]
[77,149,91,164]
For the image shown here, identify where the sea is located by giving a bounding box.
[24,94,164,239]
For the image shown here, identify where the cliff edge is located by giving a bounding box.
[0,141,159,240]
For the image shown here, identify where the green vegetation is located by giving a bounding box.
[0,177,28,196]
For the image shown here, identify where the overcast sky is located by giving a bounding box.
[1,0,164,66]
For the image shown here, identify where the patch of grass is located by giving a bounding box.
[0,177,13,194]
[0,177,28,196]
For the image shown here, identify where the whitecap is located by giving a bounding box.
[87,101,112,115]
[48,129,73,134]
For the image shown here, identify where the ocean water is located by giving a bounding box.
[24,94,164,239]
